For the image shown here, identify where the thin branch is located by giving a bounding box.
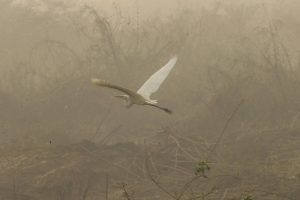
[144,149,177,199]
[79,144,143,180]
[207,99,244,160]
[105,174,109,200]
[176,176,201,200]
[121,183,132,200]
[91,103,112,140]
[186,187,216,200]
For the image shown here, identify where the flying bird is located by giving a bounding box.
[91,56,178,114]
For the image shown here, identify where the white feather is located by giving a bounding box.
[137,56,177,99]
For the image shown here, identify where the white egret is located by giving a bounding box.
[91,56,178,114]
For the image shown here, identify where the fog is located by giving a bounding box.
[0,0,299,199]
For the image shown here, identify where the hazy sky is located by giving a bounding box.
[9,0,287,19]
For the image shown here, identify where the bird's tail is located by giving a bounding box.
[147,104,173,114]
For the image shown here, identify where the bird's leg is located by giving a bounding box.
[146,103,172,114]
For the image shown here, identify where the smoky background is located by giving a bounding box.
[0,0,299,199]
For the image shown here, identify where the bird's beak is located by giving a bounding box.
[114,95,129,106]
[114,95,125,98]
[114,95,128,102]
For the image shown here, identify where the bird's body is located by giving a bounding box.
[91,56,177,114]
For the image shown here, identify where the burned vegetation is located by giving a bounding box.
[0,0,299,199]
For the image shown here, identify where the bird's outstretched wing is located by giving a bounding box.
[137,56,177,99]
[91,78,140,98]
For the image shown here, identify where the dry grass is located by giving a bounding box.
[0,1,299,199]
